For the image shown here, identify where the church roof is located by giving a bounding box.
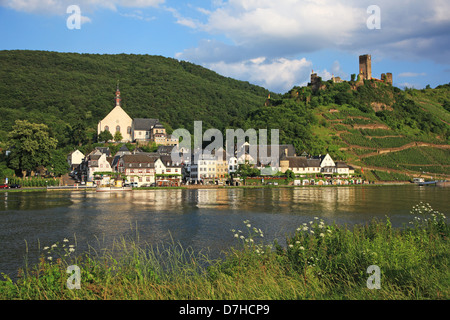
[133,118,160,131]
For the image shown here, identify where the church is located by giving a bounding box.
[97,85,178,147]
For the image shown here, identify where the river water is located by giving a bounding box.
[0,185,448,279]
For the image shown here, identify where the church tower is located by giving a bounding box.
[359,54,372,80]
[115,82,121,107]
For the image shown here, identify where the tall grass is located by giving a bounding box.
[0,203,448,300]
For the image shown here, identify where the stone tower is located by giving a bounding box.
[359,54,372,80]
[385,72,393,85]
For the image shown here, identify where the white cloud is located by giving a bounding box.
[176,0,450,63]
[120,10,156,22]
[0,0,164,14]
[204,57,313,93]
[174,0,450,91]
[398,72,427,78]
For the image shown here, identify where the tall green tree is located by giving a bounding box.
[7,120,58,177]
[114,131,123,142]
[70,121,88,146]
[98,130,113,143]
[48,149,70,177]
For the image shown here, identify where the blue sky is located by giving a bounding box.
[1,0,449,93]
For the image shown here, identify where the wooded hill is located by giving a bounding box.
[0,50,271,147]
[0,50,449,179]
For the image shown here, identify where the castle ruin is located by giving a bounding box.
[308,54,393,90]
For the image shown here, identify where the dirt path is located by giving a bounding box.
[349,163,449,179]
[342,142,450,158]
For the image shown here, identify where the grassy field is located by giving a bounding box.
[0,202,448,300]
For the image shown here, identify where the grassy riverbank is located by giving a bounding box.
[0,203,448,300]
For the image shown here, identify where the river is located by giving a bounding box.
[0,185,448,279]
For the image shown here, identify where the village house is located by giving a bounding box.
[280,156,321,175]
[118,154,156,187]
[154,155,183,186]
[86,153,113,182]
[279,153,353,177]
[67,150,84,171]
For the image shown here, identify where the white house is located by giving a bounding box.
[87,153,113,182]
[67,150,84,170]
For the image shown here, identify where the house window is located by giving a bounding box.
[104,126,109,132]
[116,126,120,132]
[127,126,131,134]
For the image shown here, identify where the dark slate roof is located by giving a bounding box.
[283,157,321,168]
[121,154,156,167]
[118,145,130,152]
[157,145,175,155]
[242,144,297,158]
[159,155,183,167]
[95,147,111,156]
[335,162,349,168]
[133,118,160,131]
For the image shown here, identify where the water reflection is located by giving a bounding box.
[0,186,448,280]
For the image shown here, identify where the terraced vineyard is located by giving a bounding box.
[362,147,450,175]
[319,104,450,179]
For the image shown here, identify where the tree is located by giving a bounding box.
[114,131,123,142]
[285,169,295,180]
[98,130,113,143]
[7,120,58,178]
[70,121,88,146]
[48,149,70,177]
[236,162,260,181]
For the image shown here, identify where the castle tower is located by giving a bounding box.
[359,54,372,80]
[385,72,393,85]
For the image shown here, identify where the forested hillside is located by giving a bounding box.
[0,50,272,147]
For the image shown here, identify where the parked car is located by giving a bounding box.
[9,184,21,189]
[0,184,9,189]
[131,182,139,188]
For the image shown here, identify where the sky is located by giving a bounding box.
[0,0,449,93]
